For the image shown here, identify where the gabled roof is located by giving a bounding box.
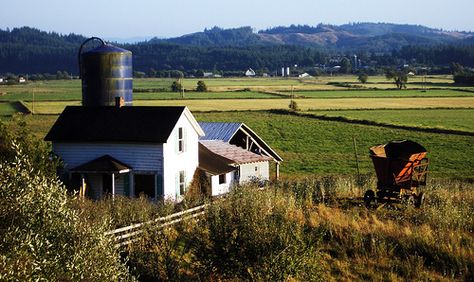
[198,122,283,162]
[198,143,236,175]
[45,106,204,143]
[200,140,272,164]
[71,155,131,173]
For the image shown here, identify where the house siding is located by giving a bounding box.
[210,171,234,196]
[53,142,163,199]
[163,112,200,201]
[53,142,163,172]
[239,161,270,183]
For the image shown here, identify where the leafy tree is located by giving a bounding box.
[171,80,182,92]
[453,71,474,85]
[289,100,300,112]
[358,73,368,84]
[385,68,408,89]
[196,80,207,92]
[340,58,352,74]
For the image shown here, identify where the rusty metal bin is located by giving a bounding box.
[365,140,429,207]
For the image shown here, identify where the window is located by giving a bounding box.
[179,171,186,195]
[178,127,185,153]
[219,174,226,184]
[134,174,156,199]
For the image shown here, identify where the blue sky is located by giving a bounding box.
[1,0,473,40]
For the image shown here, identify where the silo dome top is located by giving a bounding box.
[83,43,131,54]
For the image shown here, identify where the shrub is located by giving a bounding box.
[358,73,368,84]
[0,142,133,281]
[289,100,300,111]
[190,187,324,280]
[196,80,207,92]
[170,81,182,92]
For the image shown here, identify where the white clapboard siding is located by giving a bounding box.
[162,113,200,201]
[239,161,270,183]
[53,143,163,172]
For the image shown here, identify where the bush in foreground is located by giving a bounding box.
[0,142,133,281]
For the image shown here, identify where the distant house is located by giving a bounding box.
[245,68,256,77]
[18,77,26,83]
[298,72,312,78]
[0,78,3,83]
[45,107,282,200]
[203,72,222,78]
[45,106,205,201]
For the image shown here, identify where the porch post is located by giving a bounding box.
[80,173,86,199]
[111,173,115,200]
[275,162,280,181]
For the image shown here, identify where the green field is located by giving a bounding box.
[312,108,474,133]
[0,102,19,116]
[11,111,474,179]
[2,75,473,180]
[2,75,472,103]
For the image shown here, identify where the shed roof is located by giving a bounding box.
[200,140,272,164]
[45,106,204,143]
[71,155,131,173]
[198,122,283,162]
[198,143,236,175]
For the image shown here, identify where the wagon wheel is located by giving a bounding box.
[415,192,425,208]
[364,190,376,208]
[406,194,416,207]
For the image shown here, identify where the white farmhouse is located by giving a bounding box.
[45,105,204,201]
[45,107,283,200]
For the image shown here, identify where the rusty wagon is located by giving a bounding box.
[364,140,429,208]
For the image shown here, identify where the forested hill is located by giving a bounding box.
[0,24,474,74]
[161,23,473,51]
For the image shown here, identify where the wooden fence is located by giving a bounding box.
[105,204,208,248]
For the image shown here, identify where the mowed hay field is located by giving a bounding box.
[24,97,474,114]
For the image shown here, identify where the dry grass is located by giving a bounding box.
[122,177,474,281]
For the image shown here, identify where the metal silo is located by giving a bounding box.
[78,37,133,107]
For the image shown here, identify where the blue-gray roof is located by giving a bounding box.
[199,122,242,141]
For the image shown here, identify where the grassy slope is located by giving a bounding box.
[195,111,474,179]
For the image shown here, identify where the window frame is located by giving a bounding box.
[179,170,186,195]
[178,127,185,153]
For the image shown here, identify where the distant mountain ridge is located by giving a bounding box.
[0,23,473,74]
[154,23,474,51]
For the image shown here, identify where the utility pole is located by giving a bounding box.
[352,136,360,179]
